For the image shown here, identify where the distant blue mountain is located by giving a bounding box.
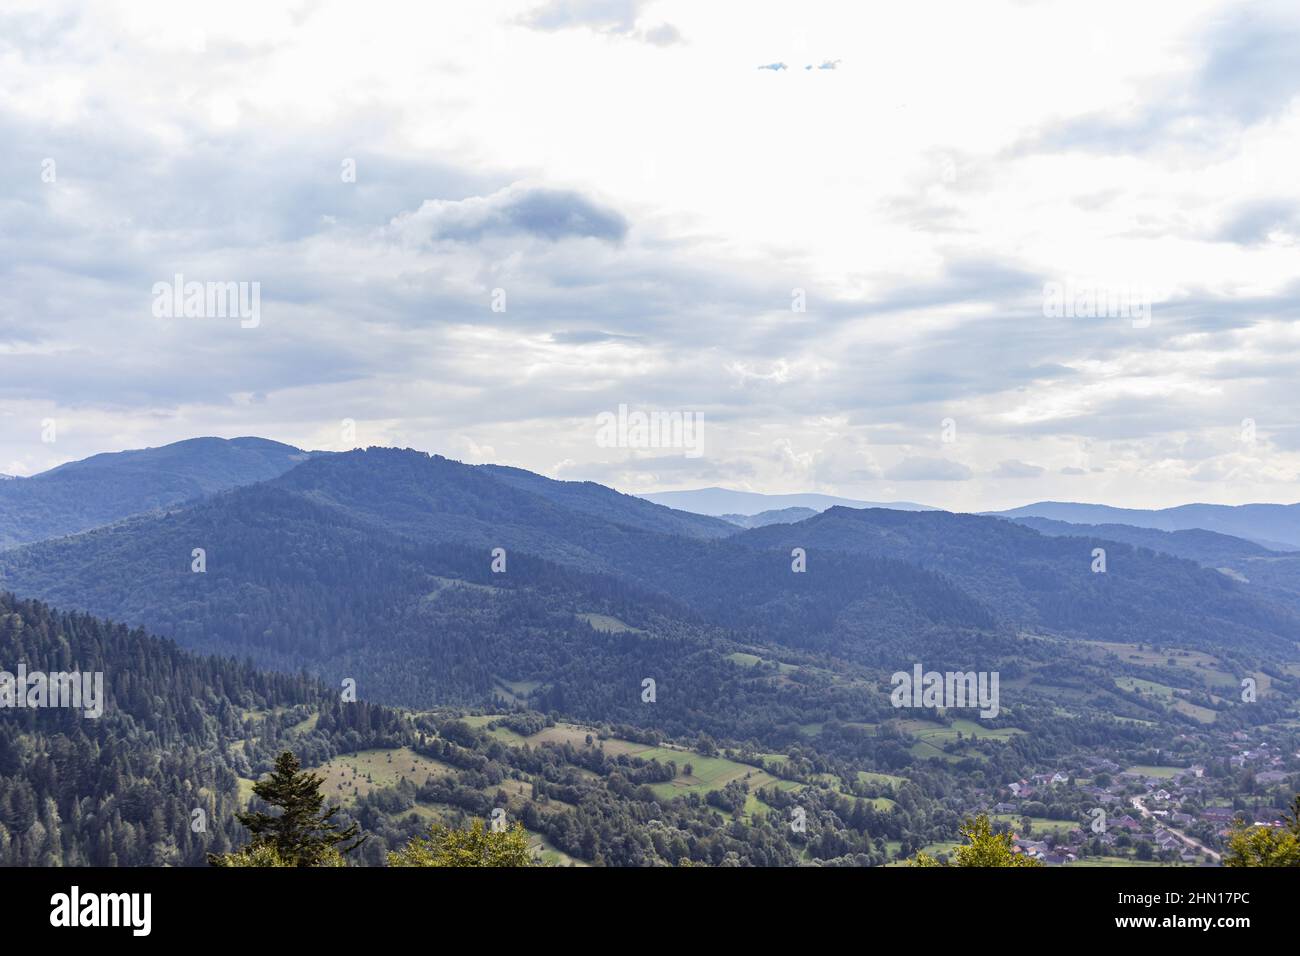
[639,486,935,517]
[993,501,1300,550]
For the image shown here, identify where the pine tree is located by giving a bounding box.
[209,751,364,867]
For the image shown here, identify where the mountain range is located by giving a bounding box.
[640,486,1300,552]
[639,487,935,516]
[3,439,1299,707]
[3,436,1300,868]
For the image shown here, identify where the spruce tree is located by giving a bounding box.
[210,751,364,867]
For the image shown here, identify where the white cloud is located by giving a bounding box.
[1,0,1299,512]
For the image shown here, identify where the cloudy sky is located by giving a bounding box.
[2,0,1299,510]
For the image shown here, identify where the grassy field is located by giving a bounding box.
[577,612,643,634]
[314,747,455,802]
[909,740,961,761]
[726,651,797,674]
[894,717,1022,762]
[897,717,1023,744]
[1114,676,1218,723]
[1089,640,1247,698]
[1125,764,1181,779]
[460,718,796,805]
[651,752,786,799]
[237,747,456,807]
[1115,676,1176,698]
[991,814,1078,837]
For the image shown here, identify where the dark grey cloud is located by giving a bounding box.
[398,185,628,243]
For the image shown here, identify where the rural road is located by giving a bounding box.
[1131,796,1222,863]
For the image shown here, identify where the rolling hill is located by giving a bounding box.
[0,436,318,550]
[730,506,1300,655]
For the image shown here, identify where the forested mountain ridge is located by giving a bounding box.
[1003,516,1300,615]
[0,471,1004,714]
[1008,516,1280,566]
[731,506,1300,655]
[1,446,1296,720]
[263,449,1300,657]
[0,591,402,866]
[0,436,319,550]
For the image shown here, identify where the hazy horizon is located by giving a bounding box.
[9,432,1300,516]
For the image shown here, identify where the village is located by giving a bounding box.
[975,730,1299,866]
